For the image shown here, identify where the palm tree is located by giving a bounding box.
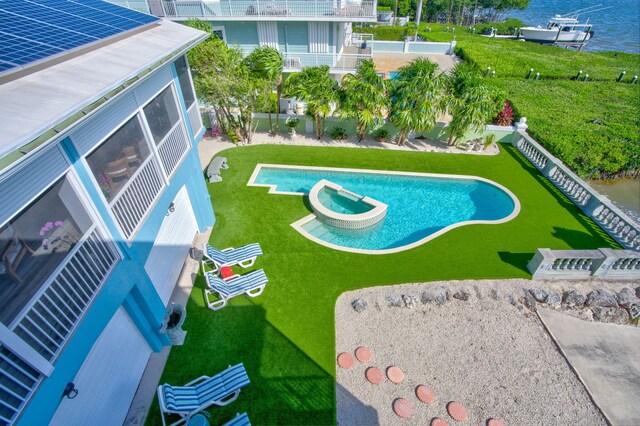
[244,46,284,134]
[389,58,447,145]
[284,66,340,139]
[340,60,389,142]
[446,63,503,146]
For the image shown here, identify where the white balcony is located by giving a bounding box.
[283,52,371,72]
[109,0,377,21]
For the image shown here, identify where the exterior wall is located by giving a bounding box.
[207,21,334,55]
[7,59,214,425]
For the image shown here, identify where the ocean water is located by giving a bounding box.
[507,0,640,53]
[253,166,517,252]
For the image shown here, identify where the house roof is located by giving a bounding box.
[0,19,207,165]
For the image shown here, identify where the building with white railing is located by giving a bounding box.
[109,0,377,74]
[0,5,214,425]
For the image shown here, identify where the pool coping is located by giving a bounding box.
[247,164,521,255]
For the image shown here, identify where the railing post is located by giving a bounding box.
[592,248,614,277]
[512,117,527,145]
[527,248,555,278]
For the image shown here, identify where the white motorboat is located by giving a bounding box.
[519,15,593,44]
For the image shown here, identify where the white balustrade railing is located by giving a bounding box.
[109,156,165,238]
[513,130,640,251]
[112,0,377,20]
[528,248,640,279]
[108,0,150,13]
[283,53,371,71]
[345,32,374,47]
[157,121,190,178]
[187,103,203,137]
[1,227,119,424]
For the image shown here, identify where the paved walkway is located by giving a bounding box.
[538,308,640,426]
[373,52,460,75]
[197,132,500,170]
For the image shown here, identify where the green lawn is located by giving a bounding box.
[148,144,616,425]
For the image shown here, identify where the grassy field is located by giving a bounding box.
[148,144,617,425]
[355,23,640,178]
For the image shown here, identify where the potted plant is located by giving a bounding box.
[160,303,187,345]
[285,117,300,135]
[330,126,347,140]
[372,127,389,143]
[483,133,497,151]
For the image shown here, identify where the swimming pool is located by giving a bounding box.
[248,164,520,254]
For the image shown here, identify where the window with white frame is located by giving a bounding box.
[85,83,190,239]
[86,116,151,204]
[0,173,120,425]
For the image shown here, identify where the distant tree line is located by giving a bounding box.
[377,0,530,26]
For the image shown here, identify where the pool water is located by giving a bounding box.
[252,166,518,253]
[317,187,373,215]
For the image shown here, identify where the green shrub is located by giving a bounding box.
[377,6,391,12]
[473,19,523,36]
[330,126,348,140]
[256,92,278,113]
[354,25,405,41]
[372,127,389,141]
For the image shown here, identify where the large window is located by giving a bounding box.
[86,116,151,203]
[0,177,92,326]
[175,56,195,108]
[143,86,181,144]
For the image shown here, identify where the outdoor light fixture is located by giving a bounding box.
[166,202,176,216]
[62,382,78,399]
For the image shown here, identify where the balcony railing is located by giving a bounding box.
[108,0,376,21]
[344,32,374,47]
[1,226,119,425]
[283,52,371,72]
[187,103,204,137]
[109,156,166,239]
[156,121,190,177]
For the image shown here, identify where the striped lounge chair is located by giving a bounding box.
[223,413,251,426]
[204,269,268,311]
[202,243,263,273]
[157,363,250,426]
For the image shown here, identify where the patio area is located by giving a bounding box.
[145,142,617,425]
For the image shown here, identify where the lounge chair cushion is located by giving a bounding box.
[207,270,268,297]
[205,243,263,266]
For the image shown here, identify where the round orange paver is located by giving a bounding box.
[365,367,384,384]
[416,385,435,404]
[431,418,449,426]
[355,346,372,363]
[392,398,412,419]
[386,366,405,384]
[487,419,505,426]
[447,401,468,422]
[337,352,354,369]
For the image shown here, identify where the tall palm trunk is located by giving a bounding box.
[274,82,282,134]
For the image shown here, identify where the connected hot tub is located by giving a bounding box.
[309,179,387,229]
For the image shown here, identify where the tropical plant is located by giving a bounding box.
[389,58,448,145]
[330,126,347,140]
[284,66,340,139]
[483,133,497,150]
[185,20,266,143]
[285,117,300,133]
[244,46,284,134]
[372,127,389,142]
[493,101,514,126]
[446,63,503,146]
[340,60,389,142]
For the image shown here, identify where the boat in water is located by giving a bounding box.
[519,15,593,44]
[517,5,612,48]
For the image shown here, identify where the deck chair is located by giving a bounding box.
[204,269,268,311]
[157,363,250,426]
[202,243,263,273]
[223,413,251,426]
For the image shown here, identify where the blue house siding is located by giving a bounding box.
[217,21,259,53]
[7,57,214,425]
[281,22,310,53]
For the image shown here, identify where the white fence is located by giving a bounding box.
[187,103,203,137]
[513,125,640,252]
[345,32,374,47]
[528,248,640,279]
[109,0,376,20]
[371,40,456,55]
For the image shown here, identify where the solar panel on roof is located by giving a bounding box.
[0,0,159,75]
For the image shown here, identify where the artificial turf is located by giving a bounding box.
[148,143,617,426]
